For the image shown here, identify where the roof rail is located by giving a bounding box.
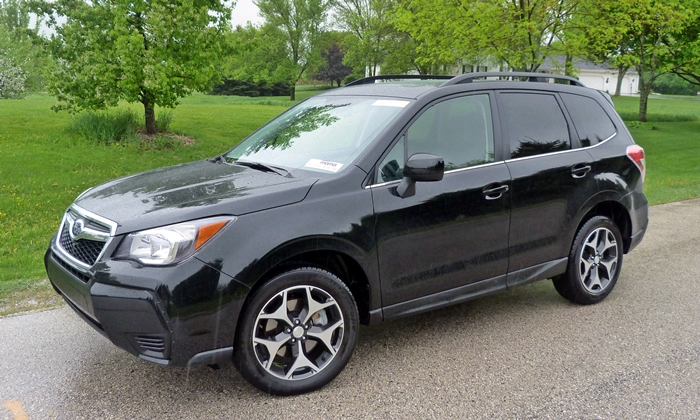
[441,72,585,87]
[345,74,453,86]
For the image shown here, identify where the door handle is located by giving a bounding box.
[483,184,509,200]
[571,164,592,179]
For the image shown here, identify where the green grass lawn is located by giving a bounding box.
[0,90,698,314]
[612,95,700,204]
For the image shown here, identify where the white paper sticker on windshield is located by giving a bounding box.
[304,159,344,173]
[372,100,410,108]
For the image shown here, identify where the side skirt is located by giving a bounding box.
[378,258,568,323]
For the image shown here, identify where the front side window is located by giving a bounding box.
[500,93,571,159]
[378,94,495,182]
[226,96,410,173]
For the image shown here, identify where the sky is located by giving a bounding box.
[231,0,264,27]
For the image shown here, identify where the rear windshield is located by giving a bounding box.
[226,96,411,174]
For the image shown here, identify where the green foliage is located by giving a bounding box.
[392,0,581,72]
[211,78,292,97]
[333,0,394,76]
[0,0,45,92]
[255,0,331,99]
[70,109,141,145]
[38,0,232,133]
[652,73,700,96]
[624,120,656,130]
[581,0,700,122]
[155,110,173,133]
[222,23,295,87]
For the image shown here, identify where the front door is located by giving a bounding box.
[371,93,511,307]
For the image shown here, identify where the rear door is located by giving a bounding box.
[371,92,512,307]
[496,91,597,284]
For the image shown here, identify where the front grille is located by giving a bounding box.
[136,335,166,352]
[59,224,106,266]
[53,253,91,283]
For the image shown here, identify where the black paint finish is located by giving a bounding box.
[45,76,648,370]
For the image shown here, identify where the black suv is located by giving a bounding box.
[45,72,648,395]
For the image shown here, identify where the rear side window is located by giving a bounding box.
[500,93,571,159]
[560,93,617,147]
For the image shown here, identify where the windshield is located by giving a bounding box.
[225,96,410,174]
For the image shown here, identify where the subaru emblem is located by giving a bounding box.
[71,219,85,239]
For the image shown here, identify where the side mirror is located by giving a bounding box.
[396,153,444,198]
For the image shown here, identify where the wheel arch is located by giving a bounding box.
[235,236,376,331]
[574,196,633,253]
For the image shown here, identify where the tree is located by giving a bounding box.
[37,0,231,134]
[392,0,583,72]
[222,23,295,86]
[255,0,331,100]
[582,0,700,121]
[0,0,43,92]
[313,44,352,86]
[333,0,394,77]
[669,15,700,89]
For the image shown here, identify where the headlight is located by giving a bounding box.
[115,217,234,265]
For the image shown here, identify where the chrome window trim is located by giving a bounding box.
[365,160,503,189]
[54,204,118,273]
[505,132,617,163]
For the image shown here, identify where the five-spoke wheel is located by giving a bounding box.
[553,216,623,304]
[235,267,358,395]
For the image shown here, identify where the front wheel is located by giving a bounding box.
[234,267,359,395]
[553,216,623,305]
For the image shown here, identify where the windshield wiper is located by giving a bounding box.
[231,160,292,178]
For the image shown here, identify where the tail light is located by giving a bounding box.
[626,145,646,182]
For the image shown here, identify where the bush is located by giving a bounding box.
[70,109,140,144]
[210,78,291,97]
[0,58,27,99]
[70,108,179,144]
[156,110,173,133]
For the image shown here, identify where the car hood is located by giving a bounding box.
[75,160,317,234]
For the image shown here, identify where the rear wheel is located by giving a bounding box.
[234,267,359,395]
[553,216,623,305]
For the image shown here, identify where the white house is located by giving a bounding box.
[456,57,640,95]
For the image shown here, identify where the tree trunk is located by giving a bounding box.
[143,96,157,135]
[289,84,296,101]
[638,75,652,123]
[614,66,629,97]
[564,53,574,77]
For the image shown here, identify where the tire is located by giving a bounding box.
[234,267,359,395]
[553,216,623,305]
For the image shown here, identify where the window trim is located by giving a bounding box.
[366,160,505,189]
[504,131,617,164]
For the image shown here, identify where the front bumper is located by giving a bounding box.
[45,239,248,367]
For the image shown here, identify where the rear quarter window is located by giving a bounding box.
[560,93,617,147]
[499,92,571,159]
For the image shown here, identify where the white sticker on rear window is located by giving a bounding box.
[304,159,344,173]
[372,100,410,108]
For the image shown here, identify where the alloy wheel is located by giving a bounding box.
[579,227,619,294]
[252,285,345,380]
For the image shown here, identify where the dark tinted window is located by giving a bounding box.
[561,93,617,147]
[501,93,571,159]
[378,95,495,182]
